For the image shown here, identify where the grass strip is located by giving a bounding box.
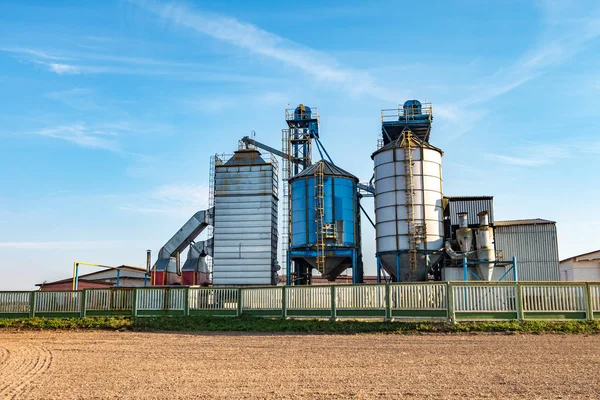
[1,316,599,334]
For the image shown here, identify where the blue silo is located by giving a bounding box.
[287,160,363,284]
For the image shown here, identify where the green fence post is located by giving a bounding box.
[447,282,455,323]
[281,286,287,319]
[385,283,392,322]
[132,288,138,317]
[515,282,523,321]
[80,290,87,318]
[330,286,337,321]
[184,287,190,317]
[29,291,36,318]
[237,288,243,317]
[585,283,594,321]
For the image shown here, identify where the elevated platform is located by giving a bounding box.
[381,103,432,143]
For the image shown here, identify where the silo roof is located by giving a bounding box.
[290,160,358,181]
[224,149,267,165]
[371,134,443,159]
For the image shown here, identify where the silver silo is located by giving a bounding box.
[372,130,444,281]
[212,148,279,285]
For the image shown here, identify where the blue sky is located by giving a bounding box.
[1,0,599,290]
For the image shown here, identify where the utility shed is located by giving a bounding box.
[36,266,148,290]
[560,250,600,281]
[494,219,560,281]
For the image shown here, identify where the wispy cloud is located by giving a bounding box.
[45,88,100,110]
[132,0,399,101]
[120,183,209,217]
[34,123,122,153]
[1,46,269,82]
[0,46,70,61]
[463,3,600,107]
[0,240,145,250]
[488,139,600,167]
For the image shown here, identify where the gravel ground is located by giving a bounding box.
[0,331,599,399]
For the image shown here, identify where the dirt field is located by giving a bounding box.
[0,331,599,399]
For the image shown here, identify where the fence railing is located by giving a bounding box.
[0,282,599,321]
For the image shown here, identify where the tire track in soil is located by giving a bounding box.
[0,347,9,366]
[0,346,53,399]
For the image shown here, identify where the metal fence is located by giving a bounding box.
[86,289,134,311]
[137,288,186,312]
[0,292,29,314]
[0,282,599,321]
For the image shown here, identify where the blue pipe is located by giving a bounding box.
[74,264,79,291]
[286,252,291,286]
[315,138,334,164]
[116,269,121,287]
[462,257,468,281]
[512,256,518,282]
[352,249,357,284]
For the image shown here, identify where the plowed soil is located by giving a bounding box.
[0,331,599,399]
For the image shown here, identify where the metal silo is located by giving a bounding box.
[287,160,362,284]
[373,123,444,281]
[212,148,279,285]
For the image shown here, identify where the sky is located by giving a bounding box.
[1,0,599,290]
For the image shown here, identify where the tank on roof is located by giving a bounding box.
[294,104,312,120]
[403,100,422,117]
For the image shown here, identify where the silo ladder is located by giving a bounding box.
[315,162,326,274]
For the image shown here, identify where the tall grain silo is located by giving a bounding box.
[287,160,362,284]
[212,148,279,285]
[373,101,444,281]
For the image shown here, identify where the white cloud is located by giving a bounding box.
[45,88,100,111]
[133,0,397,101]
[487,140,600,167]
[0,240,144,250]
[34,123,121,152]
[47,62,81,74]
[120,183,209,217]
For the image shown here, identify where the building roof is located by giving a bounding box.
[445,196,493,201]
[290,159,358,181]
[560,249,600,263]
[36,265,146,287]
[494,219,555,227]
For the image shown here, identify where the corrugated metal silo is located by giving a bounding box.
[372,130,444,281]
[212,149,279,285]
[288,160,362,283]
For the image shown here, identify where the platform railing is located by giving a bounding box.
[0,282,599,321]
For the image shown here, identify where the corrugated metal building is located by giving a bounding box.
[444,196,494,239]
[559,250,600,281]
[212,149,279,285]
[494,219,560,281]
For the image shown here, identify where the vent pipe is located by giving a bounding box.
[146,250,152,275]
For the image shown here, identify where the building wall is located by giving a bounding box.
[494,223,560,281]
[560,260,600,281]
[39,281,112,291]
[446,197,494,226]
